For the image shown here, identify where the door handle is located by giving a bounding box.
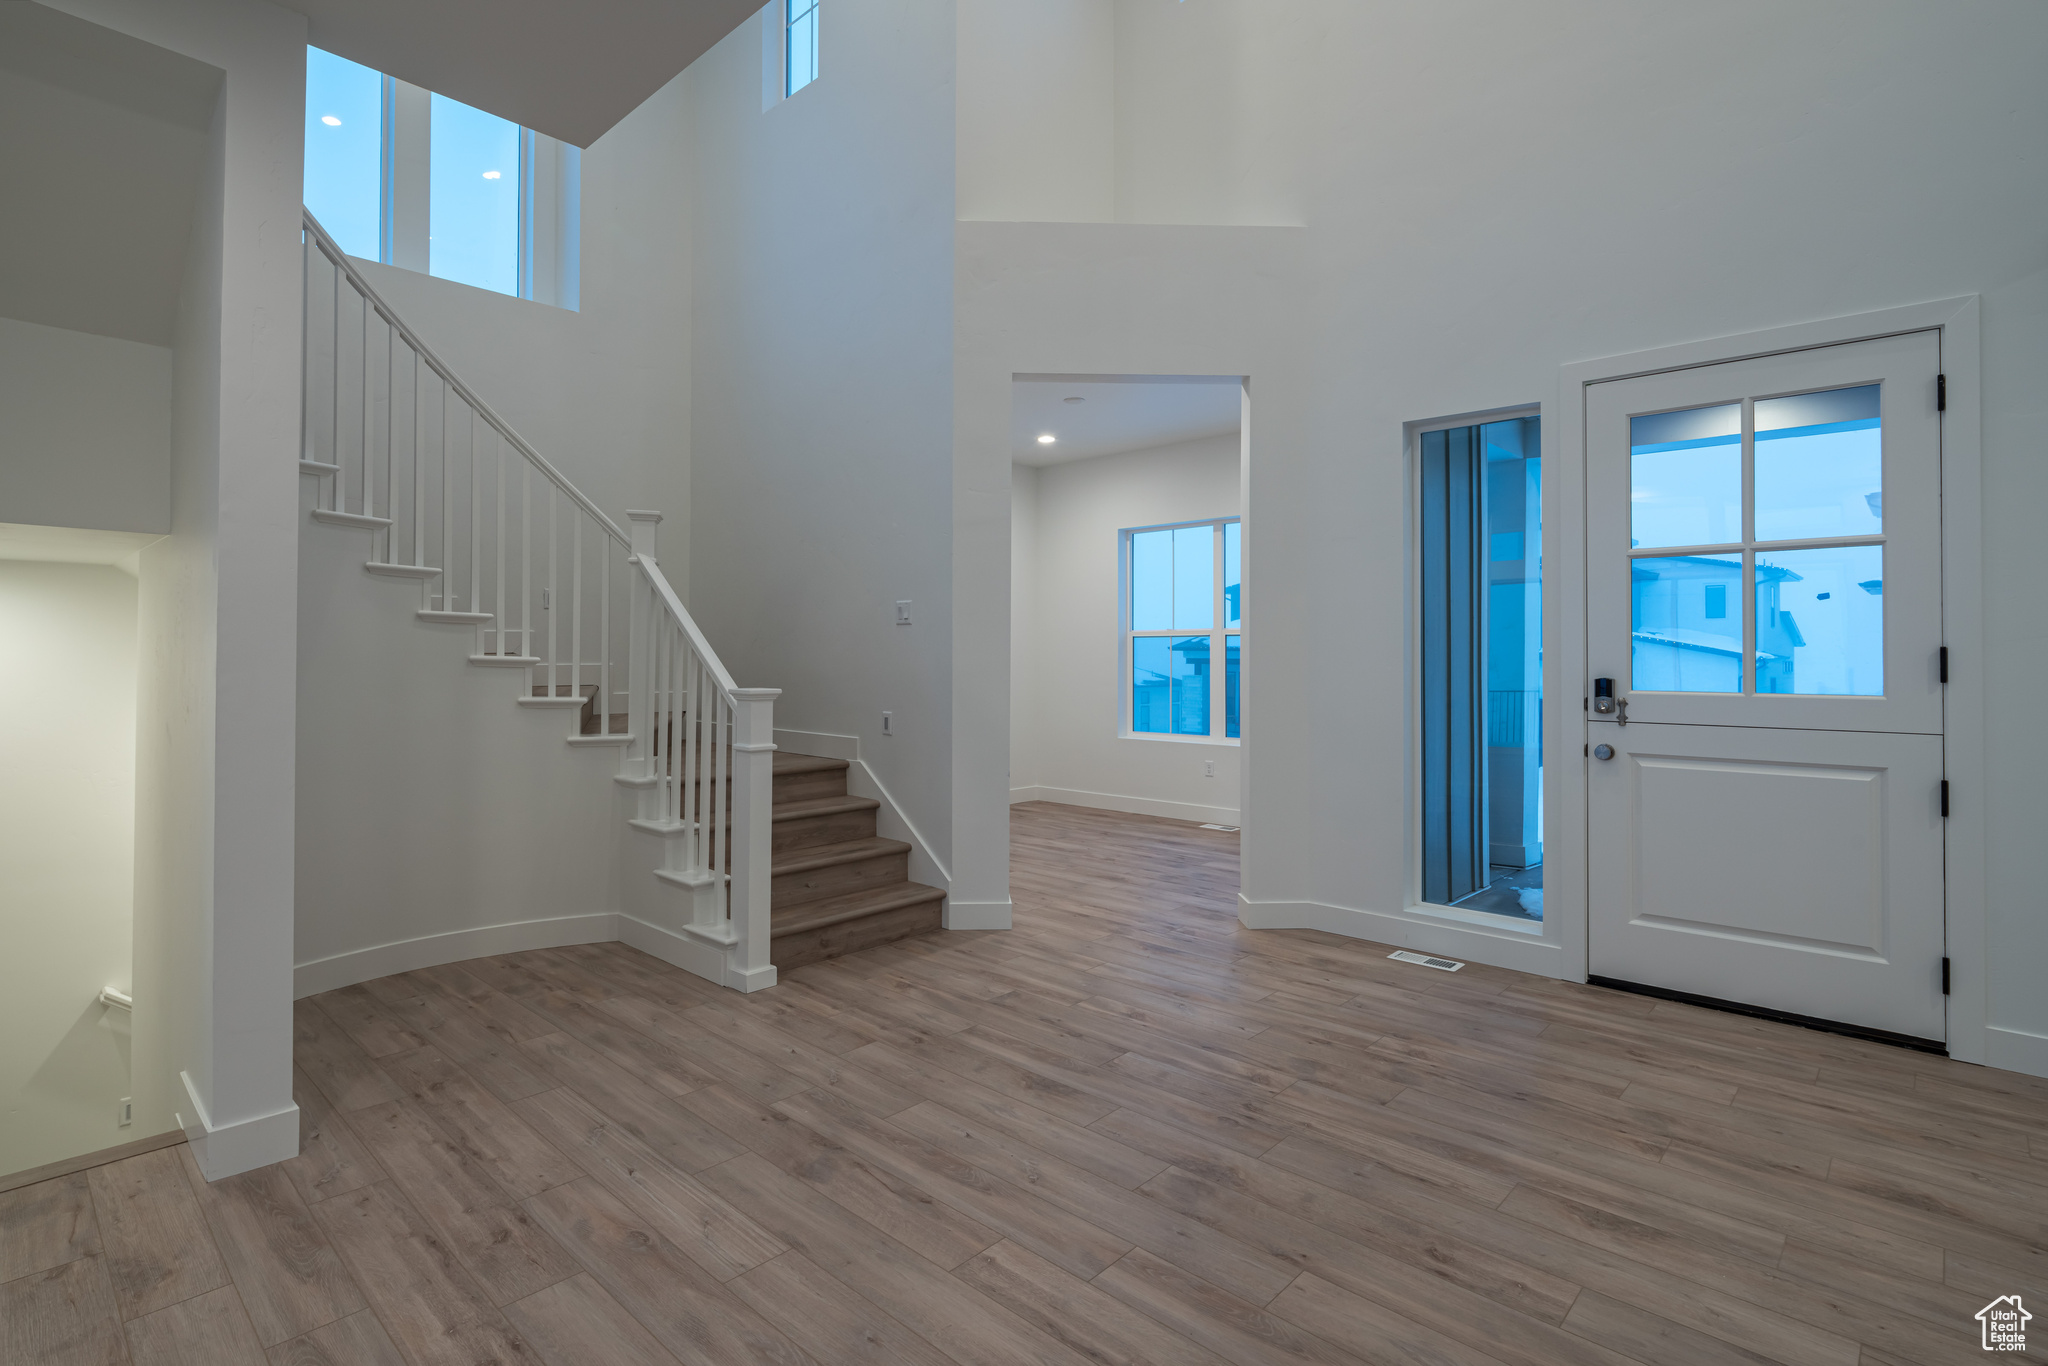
[1593,743,1614,760]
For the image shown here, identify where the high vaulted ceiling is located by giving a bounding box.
[281,0,766,147]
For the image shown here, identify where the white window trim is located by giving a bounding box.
[1119,516,1242,746]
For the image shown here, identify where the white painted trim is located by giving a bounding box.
[1239,896,1566,977]
[292,913,620,997]
[178,1072,299,1181]
[1986,1026,2048,1081]
[1010,785,1240,826]
[613,912,751,989]
[1554,297,1988,1062]
[944,900,1013,931]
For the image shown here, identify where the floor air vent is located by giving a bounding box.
[1389,950,1464,972]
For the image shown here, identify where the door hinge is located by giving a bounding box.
[1942,957,1951,995]
[1938,646,1948,683]
[1937,373,1947,412]
[1940,780,1950,817]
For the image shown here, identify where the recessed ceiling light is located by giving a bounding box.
[483,170,502,180]
[1063,396,1084,404]
[321,115,341,126]
[1037,434,1056,444]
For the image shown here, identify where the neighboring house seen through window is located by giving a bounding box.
[1127,519,1241,740]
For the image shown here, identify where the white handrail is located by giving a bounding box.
[301,208,628,547]
[633,554,739,697]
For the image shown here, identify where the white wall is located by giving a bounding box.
[688,1,964,905]
[0,561,138,1178]
[54,0,311,1177]
[0,317,172,535]
[1010,433,1241,822]
[953,0,2048,1070]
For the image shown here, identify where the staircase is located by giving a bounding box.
[770,753,946,967]
[297,207,946,990]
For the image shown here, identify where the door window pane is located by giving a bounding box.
[1173,525,1213,629]
[429,93,520,296]
[1754,384,1881,542]
[1755,545,1883,696]
[1170,636,1210,735]
[1224,635,1240,739]
[1632,553,1743,692]
[304,48,382,260]
[1130,529,1171,631]
[1630,403,1740,549]
[1223,521,1241,628]
[1132,636,1170,732]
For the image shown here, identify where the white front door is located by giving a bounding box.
[1585,330,1947,1043]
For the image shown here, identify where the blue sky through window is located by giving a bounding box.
[304,48,382,259]
[430,93,520,296]
[787,0,819,95]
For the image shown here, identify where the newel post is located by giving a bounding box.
[624,512,662,782]
[727,687,781,992]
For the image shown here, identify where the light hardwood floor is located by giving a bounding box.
[7,801,2048,1365]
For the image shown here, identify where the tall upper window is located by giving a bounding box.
[304,48,383,261]
[1127,519,1241,740]
[429,93,520,296]
[301,47,578,306]
[786,0,819,96]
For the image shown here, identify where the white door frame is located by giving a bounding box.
[1549,297,1986,1063]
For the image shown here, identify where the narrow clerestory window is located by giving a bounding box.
[786,0,820,97]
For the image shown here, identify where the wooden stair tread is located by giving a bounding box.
[774,835,910,875]
[772,794,879,822]
[774,752,848,776]
[771,881,946,939]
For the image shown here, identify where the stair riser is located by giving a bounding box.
[772,900,945,970]
[773,768,849,805]
[773,806,877,853]
[773,849,910,910]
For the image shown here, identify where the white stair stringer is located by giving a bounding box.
[298,204,778,995]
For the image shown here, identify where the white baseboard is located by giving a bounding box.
[178,1071,299,1181]
[614,912,741,989]
[945,899,1012,930]
[1011,785,1239,827]
[293,913,621,997]
[1986,1025,2048,1080]
[1238,895,1567,978]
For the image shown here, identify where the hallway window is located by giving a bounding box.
[1417,414,1542,921]
[429,93,520,296]
[1127,519,1241,740]
[787,0,820,96]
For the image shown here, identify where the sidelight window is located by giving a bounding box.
[1416,414,1542,921]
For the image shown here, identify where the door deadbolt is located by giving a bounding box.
[1593,743,1614,761]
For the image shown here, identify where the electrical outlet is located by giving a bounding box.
[117,1097,133,1128]
[882,711,894,736]
[896,600,912,624]
[1204,760,1215,777]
